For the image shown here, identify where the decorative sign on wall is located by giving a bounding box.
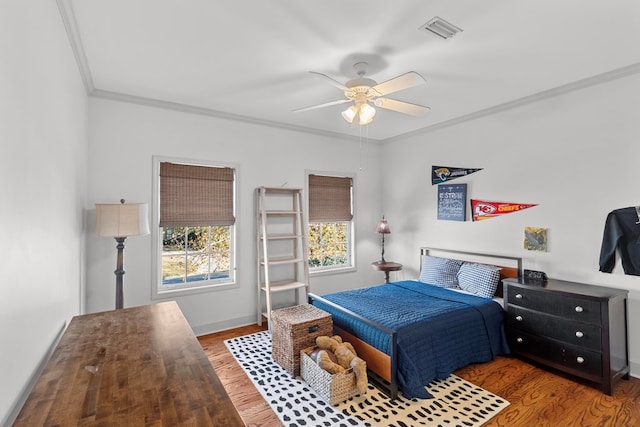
[524,227,547,251]
[432,166,483,185]
[471,199,538,221]
[437,183,467,221]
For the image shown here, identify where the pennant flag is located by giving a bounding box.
[471,199,538,221]
[432,166,483,185]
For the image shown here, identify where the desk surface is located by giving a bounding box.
[14,301,244,426]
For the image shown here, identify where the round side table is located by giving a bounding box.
[371,261,403,283]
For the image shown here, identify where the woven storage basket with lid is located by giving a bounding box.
[271,304,332,377]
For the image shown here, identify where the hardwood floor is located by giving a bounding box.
[199,324,640,427]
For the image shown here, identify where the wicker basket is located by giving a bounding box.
[300,346,362,405]
[271,304,333,377]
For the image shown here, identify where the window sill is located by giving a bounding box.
[152,281,239,300]
[309,265,356,277]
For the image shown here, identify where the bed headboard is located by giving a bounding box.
[420,247,522,298]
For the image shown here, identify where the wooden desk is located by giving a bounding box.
[371,261,403,283]
[14,302,244,426]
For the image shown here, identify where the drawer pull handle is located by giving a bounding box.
[516,337,524,343]
[515,315,523,321]
[308,325,319,333]
[575,331,584,338]
[515,294,523,299]
[576,356,585,364]
[575,306,584,313]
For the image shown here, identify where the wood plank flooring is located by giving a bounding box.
[199,324,640,427]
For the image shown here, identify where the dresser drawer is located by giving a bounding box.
[506,286,601,324]
[507,329,603,380]
[506,305,602,351]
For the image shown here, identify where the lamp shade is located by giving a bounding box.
[96,201,150,238]
[359,103,376,125]
[375,217,390,234]
[341,105,358,123]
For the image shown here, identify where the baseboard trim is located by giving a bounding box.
[192,314,260,337]
[2,321,68,427]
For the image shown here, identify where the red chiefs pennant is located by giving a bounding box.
[471,199,538,221]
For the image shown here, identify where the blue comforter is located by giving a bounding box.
[311,280,510,398]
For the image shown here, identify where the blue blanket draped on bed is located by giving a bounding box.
[311,280,510,399]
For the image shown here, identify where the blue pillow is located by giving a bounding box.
[418,256,463,288]
[457,262,501,298]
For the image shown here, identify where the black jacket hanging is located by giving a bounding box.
[599,207,640,276]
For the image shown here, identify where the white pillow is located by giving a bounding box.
[418,256,463,288]
[457,262,501,298]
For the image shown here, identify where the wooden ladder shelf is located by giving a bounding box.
[256,187,310,328]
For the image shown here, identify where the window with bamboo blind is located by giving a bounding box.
[153,158,237,297]
[307,173,354,272]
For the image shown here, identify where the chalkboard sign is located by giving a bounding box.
[437,183,467,221]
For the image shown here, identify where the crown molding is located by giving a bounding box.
[385,62,640,144]
[56,0,94,94]
[90,89,371,143]
[56,1,639,145]
[91,61,640,146]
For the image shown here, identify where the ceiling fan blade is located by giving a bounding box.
[371,71,426,96]
[309,71,348,91]
[294,98,351,113]
[374,98,430,116]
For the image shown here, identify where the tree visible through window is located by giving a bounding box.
[308,222,349,268]
[162,226,231,284]
[308,174,353,272]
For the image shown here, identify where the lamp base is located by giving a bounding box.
[114,237,127,310]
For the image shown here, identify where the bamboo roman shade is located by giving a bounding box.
[159,162,235,227]
[308,174,353,222]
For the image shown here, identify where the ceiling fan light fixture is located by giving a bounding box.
[341,105,358,123]
[300,64,429,125]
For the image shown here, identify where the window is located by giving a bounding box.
[307,173,354,273]
[161,226,231,284]
[153,158,236,297]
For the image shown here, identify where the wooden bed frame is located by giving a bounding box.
[308,247,522,399]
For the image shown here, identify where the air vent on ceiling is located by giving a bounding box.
[419,16,463,40]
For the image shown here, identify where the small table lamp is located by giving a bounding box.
[96,199,150,309]
[375,216,390,263]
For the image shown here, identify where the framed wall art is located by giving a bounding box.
[524,227,548,251]
[437,183,467,221]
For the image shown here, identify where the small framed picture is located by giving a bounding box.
[437,183,467,221]
[524,227,547,251]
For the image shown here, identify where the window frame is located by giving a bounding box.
[306,171,356,276]
[151,156,239,299]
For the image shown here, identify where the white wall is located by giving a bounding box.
[382,71,640,374]
[86,98,385,334]
[0,1,88,425]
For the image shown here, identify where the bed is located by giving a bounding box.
[308,247,522,399]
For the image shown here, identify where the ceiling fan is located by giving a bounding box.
[295,62,430,125]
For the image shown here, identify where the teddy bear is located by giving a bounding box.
[312,335,368,394]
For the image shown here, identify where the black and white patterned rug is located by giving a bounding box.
[224,331,509,427]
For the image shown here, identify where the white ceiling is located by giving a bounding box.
[61,0,640,142]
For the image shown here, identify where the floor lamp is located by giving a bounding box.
[96,199,150,309]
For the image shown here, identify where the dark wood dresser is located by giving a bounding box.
[503,277,629,395]
[14,301,244,426]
